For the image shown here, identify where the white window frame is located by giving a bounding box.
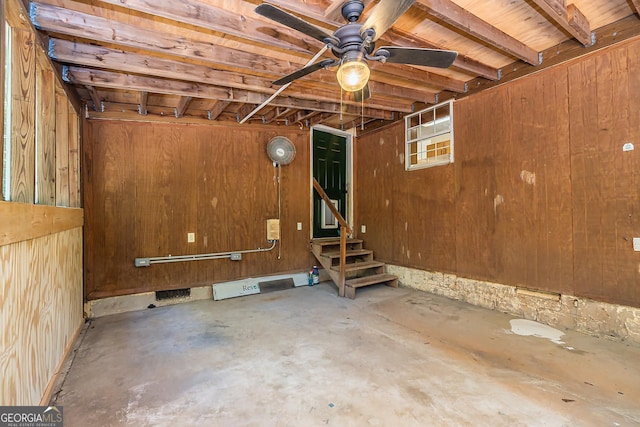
[405,100,454,171]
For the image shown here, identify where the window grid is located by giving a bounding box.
[405,100,454,171]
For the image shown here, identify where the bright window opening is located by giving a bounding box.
[405,100,454,170]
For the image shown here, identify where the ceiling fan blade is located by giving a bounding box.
[361,0,415,41]
[255,4,333,43]
[379,47,458,68]
[273,59,336,86]
[353,84,371,102]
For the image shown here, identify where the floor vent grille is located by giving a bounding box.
[156,288,191,300]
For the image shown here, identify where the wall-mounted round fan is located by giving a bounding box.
[267,136,296,166]
[255,0,458,98]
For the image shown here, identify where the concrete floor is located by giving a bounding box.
[53,283,640,426]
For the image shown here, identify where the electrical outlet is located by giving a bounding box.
[361,225,366,233]
[297,222,303,231]
[187,232,195,243]
[634,238,640,252]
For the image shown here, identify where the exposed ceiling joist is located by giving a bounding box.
[62,66,401,119]
[175,96,193,118]
[81,0,317,53]
[84,85,102,112]
[414,0,541,65]
[530,0,593,46]
[27,0,639,130]
[208,101,231,121]
[384,27,501,80]
[31,3,301,76]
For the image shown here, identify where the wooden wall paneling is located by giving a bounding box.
[194,127,215,285]
[101,123,136,293]
[605,43,639,306]
[35,52,56,206]
[0,227,83,405]
[393,134,410,267]
[131,123,173,290]
[82,121,96,296]
[55,86,69,207]
[84,121,318,298]
[494,82,528,287]
[538,66,574,294]
[68,106,80,207]
[280,130,316,272]
[568,54,602,300]
[454,93,500,282]
[169,126,198,284]
[622,42,640,304]
[355,124,400,264]
[403,162,456,272]
[1,6,5,197]
[9,28,35,203]
[0,201,83,246]
[595,51,619,301]
[518,77,544,290]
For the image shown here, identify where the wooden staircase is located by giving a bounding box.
[311,237,398,299]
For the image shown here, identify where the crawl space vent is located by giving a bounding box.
[156,288,191,301]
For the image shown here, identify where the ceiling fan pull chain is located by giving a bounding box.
[340,86,344,123]
[361,89,364,131]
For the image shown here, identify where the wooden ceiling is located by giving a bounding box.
[22,0,640,130]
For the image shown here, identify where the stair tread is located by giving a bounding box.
[321,249,373,258]
[330,260,385,272]
[311,238,363,246]
[346,273,398,288]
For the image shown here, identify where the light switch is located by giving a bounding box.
[297,222,303,231]
[187,232,195,243]
[361,225,366,233]
[634,238,640,252]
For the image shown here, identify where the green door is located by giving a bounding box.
[312,129,347,238]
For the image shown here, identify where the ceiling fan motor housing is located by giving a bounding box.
[332,23,375,57]
[341,0,365,22]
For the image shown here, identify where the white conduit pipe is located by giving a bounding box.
[134,240,277,267]
[239,45,330,125]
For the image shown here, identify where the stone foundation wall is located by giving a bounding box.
[386,265,640,345]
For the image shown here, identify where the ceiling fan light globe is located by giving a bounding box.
[336,58,370,92]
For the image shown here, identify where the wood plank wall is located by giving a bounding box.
[356,36,640,308]
[0,225,83,405]
[83,121,316,299]
[1,0,84,405]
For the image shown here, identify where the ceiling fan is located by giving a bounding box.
[255,0,458,98]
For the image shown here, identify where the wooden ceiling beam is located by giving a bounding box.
[34,4,448,99]
[529,0,593,46]
[370,64,466,93]
[31,3,301,77]
[385,27,501,80]
[207,101,230,121]
[242,0,498,80]
[80,0,318,54]
[631,0,640,15]
[175,96,192,118]
[414,0,540,65]
[307,112,339,127]
[235,104,257,122]
[62,66,398,119]
[84,85,102,112]
[49,39,417,109]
